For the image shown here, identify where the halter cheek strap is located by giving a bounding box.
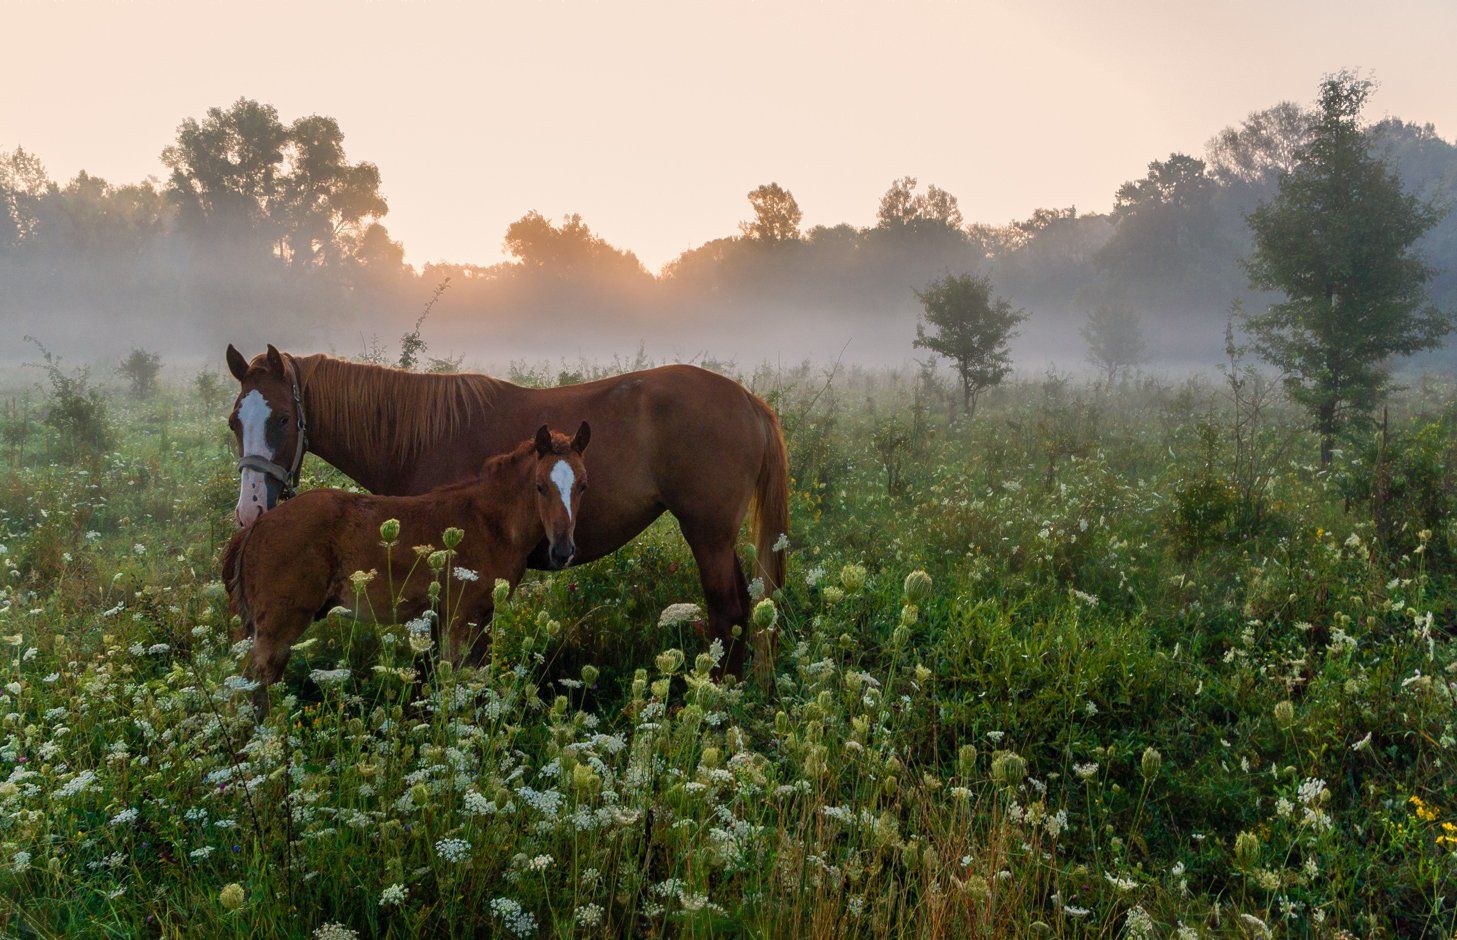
[235,354,309,501]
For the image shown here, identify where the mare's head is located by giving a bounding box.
[226,344,306,527]
[528,422,590,568]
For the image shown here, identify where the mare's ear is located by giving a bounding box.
[572,421,591,454]
[265,344,286,374]
[534,424,553,457]
[226,344,250,381]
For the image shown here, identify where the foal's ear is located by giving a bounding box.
[265,344,286,374]
[226,344,249,382]
[572,421,591,454]
[534,424,553,456]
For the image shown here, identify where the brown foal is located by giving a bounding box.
[222,423,589,712]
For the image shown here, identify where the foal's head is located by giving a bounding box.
[226,344,305,527]
[529,422,591,569]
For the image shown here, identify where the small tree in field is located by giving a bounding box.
[913,274,1025,417]
[1081,303,1147,385]
[118,349,162,398]
[1245,71,1452,465]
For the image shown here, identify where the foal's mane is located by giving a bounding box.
[294,355,501,462]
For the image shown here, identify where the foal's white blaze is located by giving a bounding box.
[550,459,575,521]
[235,390,273,527]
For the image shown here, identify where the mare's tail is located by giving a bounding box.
[748,394,790,596]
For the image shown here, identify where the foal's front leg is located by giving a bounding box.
[443,583,494,666]
[247,606,315,716]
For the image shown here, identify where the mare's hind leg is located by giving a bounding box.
[247,607,314,715]
[681,527,753,677]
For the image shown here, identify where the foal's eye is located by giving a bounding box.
[536,484,546,494]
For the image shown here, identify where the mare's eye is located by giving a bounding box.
[274,414,289,427]
[578,483,587,492]
[536,484,546,493]
[228,415,240,430]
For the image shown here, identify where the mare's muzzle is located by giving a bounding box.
[236,454,290,525]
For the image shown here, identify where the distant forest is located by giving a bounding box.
[3,95,1456,369]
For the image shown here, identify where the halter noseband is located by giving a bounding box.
[235,354,309,501]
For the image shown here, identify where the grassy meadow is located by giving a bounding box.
[0,355,1455,937]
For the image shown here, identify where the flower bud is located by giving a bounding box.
[752,598,778,630]
[428,550,448,571]
[580,664,600,687]
[219,883,245,911]
[903,569,932,603]
[1274,700,1295,725]
[840,563,867,594]
[990,751,1026,787]
[442,527,464,549]
[1140,746,1162,781]
[1234,829,1260,869]
[958,744,979,776]
[379,518,401,543]
[493,579,511,606]
[655,648,684,675]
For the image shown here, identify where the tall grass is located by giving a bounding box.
[0,363,1453,937]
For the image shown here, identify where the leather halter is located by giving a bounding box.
[235,354,309,501]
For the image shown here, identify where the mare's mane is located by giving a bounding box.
[294,355,501,463]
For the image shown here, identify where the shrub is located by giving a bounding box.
[27,337,112,458]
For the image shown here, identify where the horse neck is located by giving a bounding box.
[293,354,500,494]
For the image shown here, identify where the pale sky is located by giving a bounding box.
[5,0,1456,271]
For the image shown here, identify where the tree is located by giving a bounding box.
[913,274,1025,416]
[877,177,964,229]
[503,211,646,277]
[162,98,289,241]
[161,99,387,263]
[1081,304,1147,384]
[1206,102,1312,185]
[0,148,53,249]
[1097,153,1219,283]
[1245,72,1452,465]
[118,349,163,398]
[740,183,802,242]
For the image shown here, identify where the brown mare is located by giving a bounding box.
[223,424,590,712]
[225,345,788,674]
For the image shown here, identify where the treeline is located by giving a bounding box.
[3,94,1456,366]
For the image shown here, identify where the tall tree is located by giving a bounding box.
[0,148,53,249]
[161,99,387,264]
[913,273,1025,416]
[162,98,289,241]
[740,183,802,242]
[1245,72,1452,464]
[275,114,387,266]
[1096,153,1221,284]
[1206,102,1312,185]
[877,177,964,229]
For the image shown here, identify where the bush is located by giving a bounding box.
[118,348,163,397]
[27,337,112,458]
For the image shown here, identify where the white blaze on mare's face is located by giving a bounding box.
[235,390,273,527]
[550,459,575,522]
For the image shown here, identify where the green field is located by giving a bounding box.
[1,360,1454,937]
